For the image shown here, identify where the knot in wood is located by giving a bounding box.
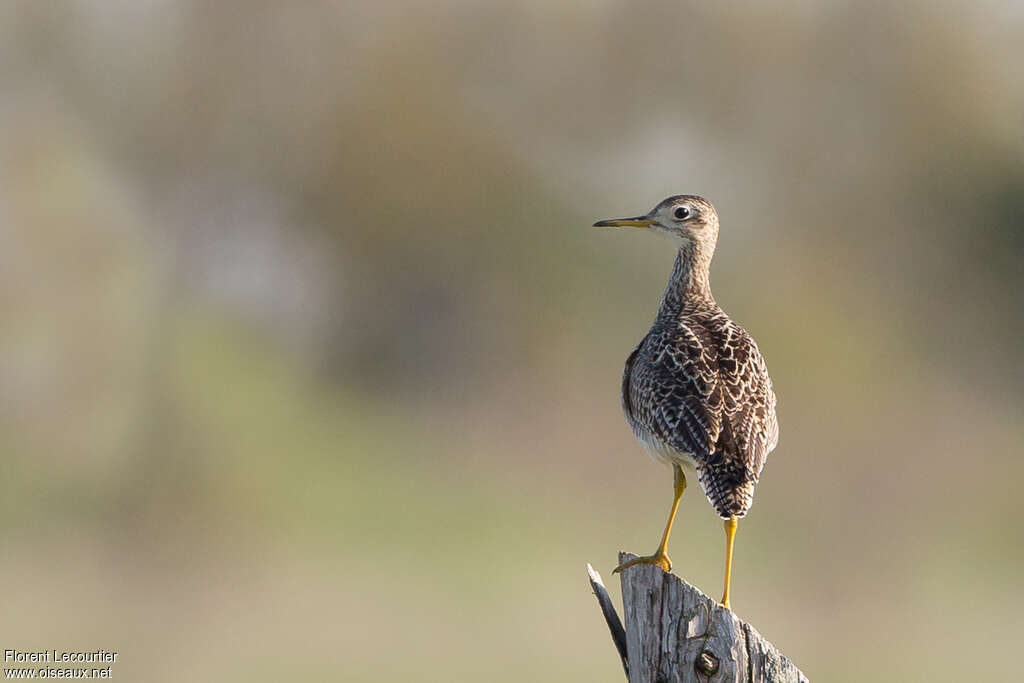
[696,649,720,676]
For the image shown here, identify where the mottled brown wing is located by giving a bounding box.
[716,328,776,441]
[627,313,778,517]
[620,339,643,427]
[625,323,722,463]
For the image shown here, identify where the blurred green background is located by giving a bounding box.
[1,1,1022,681]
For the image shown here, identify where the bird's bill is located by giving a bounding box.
[593,216,654,228]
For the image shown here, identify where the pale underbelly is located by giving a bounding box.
[633,426,699,469]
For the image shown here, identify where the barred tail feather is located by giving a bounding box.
[697,464,757,519]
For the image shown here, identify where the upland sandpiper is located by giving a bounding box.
[594,195,778,609]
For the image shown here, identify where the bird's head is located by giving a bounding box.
[594,194,719,253]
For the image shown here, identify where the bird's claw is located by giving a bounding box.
[613,552,672,574]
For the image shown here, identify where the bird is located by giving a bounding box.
[594,195,778,609]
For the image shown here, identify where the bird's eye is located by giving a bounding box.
[673,206,691,220]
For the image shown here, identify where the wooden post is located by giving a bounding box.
[588,552,808,683]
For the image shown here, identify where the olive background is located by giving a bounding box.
[1,2,1022,681]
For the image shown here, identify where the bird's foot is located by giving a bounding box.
[612,551,672,574]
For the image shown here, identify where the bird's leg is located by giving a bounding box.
[614,464,686,574]
[721,515,738,609]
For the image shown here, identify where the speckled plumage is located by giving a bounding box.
[619,196,778,519]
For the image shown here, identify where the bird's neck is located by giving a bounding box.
[659,244,714,313]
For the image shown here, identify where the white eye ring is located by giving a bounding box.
[673,206,691,220]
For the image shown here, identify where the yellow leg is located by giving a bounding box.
[614,464,686,574]
[721,515,738,609]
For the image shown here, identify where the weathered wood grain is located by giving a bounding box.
[588,552,807,683]
[587,563,629,677]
